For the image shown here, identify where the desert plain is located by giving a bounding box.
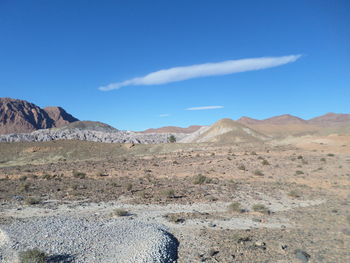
[0,133,349,262]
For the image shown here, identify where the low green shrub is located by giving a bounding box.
[18,249,48,263]
[252,204,269,214]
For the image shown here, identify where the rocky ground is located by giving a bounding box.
[0,127,187,144]
[0,139,349,262]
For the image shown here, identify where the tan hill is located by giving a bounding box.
[182,118,269,143]
[238,114,307,126]
[237,114,316,137]
[261,114,307,125]
[142,125,202,134]
[44,106,78,127]
[0,98,78,135]
[237,113,350,137]
[308,112,350,127]
[237,116,261,125]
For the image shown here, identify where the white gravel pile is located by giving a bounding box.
[0,128,187,144]
[0,216,178,263]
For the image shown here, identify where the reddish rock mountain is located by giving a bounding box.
[44,106,78,127]
[308,112,350,126]
[259,114,307,125]
[142,125,202,134]
[0,98,78,134]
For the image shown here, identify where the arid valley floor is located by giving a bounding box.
[0,135,349,262]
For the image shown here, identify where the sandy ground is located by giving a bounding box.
[0,136,350,262]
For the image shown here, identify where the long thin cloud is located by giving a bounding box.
[99,55,301,91]
[186,106,224,111]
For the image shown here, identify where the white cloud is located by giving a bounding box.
[159,114,170,117]
[99,55,301,91]
[186,106,224,111]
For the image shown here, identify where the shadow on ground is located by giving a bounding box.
[48,254,75,263]
[162,230,179,262]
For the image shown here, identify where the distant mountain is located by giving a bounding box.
[237,116,261,125]
[142,125,202,134]
[180,118,268,143]
[60,121,118,132]
[0,98,79,135]
[237,114,315,137]
[308,113,350,127]
[237,113,350,137]
[261,114,307,125]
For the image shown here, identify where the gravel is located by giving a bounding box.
[0,216,178,263]
[0,128,187,144]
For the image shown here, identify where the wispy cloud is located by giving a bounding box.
[186,106,224,111]
[99,55,301,91]
[159,114,170,117]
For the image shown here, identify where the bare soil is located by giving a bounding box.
[0,139,349,262]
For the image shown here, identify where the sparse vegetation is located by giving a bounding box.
[112,209,129,217]
[163,189,175,198]
[29,174,38,179]
[193,174,209,184]
[126,183,133,191]
[19,183,31,192]
[25,197,41,205]
[288,190,301,198]
[19,175,28,181]
[18,249,48,263]
[42,174,52,180]
[327,153,335,157]
[0,132,348,262]
[238,164,246,171]
[262,159,270,165]
[252,204,269,214]
[73,170,86,179]
[302,159,308,165]
[228,202,242,213]
[295,170,304,175]
[253,169,264,176]
[96,171,109,177]
[164,213,185,224]
[168,135,176,143]
[232,234,252,243]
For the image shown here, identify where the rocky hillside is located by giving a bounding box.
[180,118,269,143]
[61,121,118,132]
[43,106,78,127]
[0,98,78,134]
[0,127,187,144]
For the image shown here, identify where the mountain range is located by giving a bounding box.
[1,98,350,140]
[0,98,78,135]
[146,113,350,137]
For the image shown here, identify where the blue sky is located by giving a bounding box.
[0,0,349,130]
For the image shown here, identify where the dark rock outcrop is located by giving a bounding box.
[0,98,78,134]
